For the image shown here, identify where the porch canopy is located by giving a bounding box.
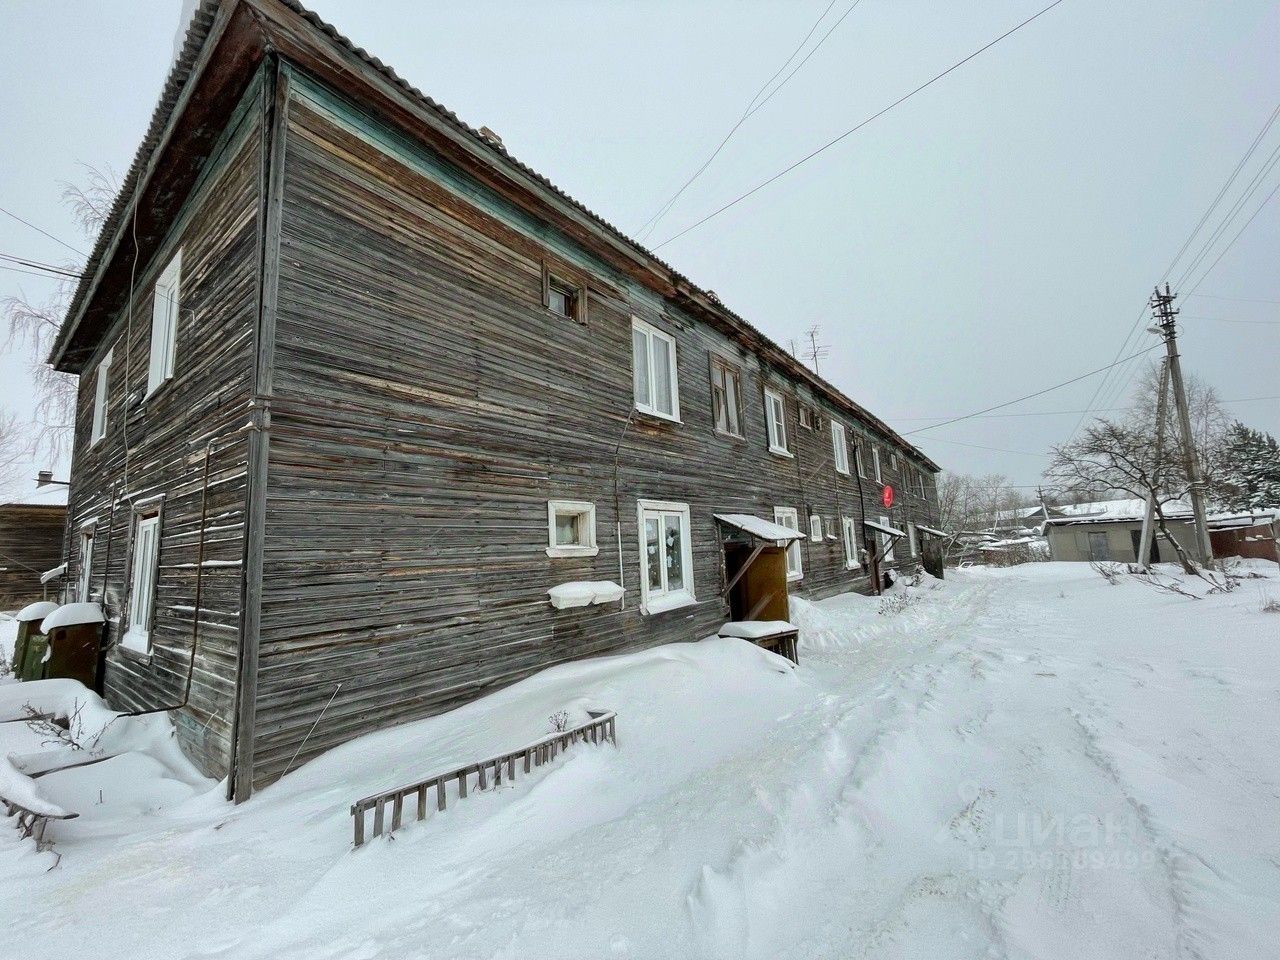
[714,514,805,543]
[864,519,905,538]
[916,524,947,538]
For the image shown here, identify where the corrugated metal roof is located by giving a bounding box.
[54,0,941,471]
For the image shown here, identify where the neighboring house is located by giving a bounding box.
[1044,498,1197,564]
[1208,510,1279,565]
[0,486,68,609]
[49,0,941,800]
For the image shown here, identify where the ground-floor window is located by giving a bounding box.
[809,514,823,542]
[638,500,694,614]
[774,507,802,581]
[842,516,860,569]
[78,526,95,602]
[123,511,162,653]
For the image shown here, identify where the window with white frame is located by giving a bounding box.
[764,388,790,456]
[78,527,95,602]
[854,441,866,478]
[90,349,112,445]
[879,514,896,562]
[637,500,694,614]
[147,251,181,396]
[842,516,860,569]
[774,506,802,580]
[873,446,882,483]
[890,451,899,473]
[824,516,838,540]
[908,522,918,557]
[809,514,823,542]
[123,511,162,653]
[546,500,597,557]
[831,421,849,474]
[632,318,679,421]
[710,358,743,437]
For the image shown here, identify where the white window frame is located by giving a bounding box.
[873,446,882,483]
[842,516,861,569]
[90,348,112,446]
[854,442,866,479]
[764,388,791,457]
[123,512,162,653]
[631,317,680,422]
[637,499,695,614]
[879,514,896,562]
[824,516,838,541]
[831,421,849,474]
[147,250,182,397]
[710,357,743,438]
[774,506,803,581]
[908,522,918,557]
[546,500,598,557]
[77,525,95,602]
[809,514,823,542]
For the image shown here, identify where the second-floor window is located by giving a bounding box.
[831,421,849,474]
[710,358,742,437]
[873,446,882,483]
[854,441,866,478]
[90,348,112,445]
[764,388,790,456]
[147,250,182,396]
[632,318,679,421]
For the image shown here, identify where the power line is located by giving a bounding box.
[1069,101,1280,440]
[916,436,1048,457]
[1187,292,1280,305]
[633,0,845,241]
[888,393,1280,422]
[1184,177,1280,295]
[650,0,1068,250]
[0,205,85,258]
[0,263,73,281]
[0,252,83,280]
[901,344,1161,436]
[1183,315,1280,326]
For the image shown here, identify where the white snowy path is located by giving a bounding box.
[2,564,1278,959]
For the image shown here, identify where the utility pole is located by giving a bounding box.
[1148,285,1214,568]
[1136,358,1169,569]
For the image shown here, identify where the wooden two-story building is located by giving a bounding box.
[51,0,941,800]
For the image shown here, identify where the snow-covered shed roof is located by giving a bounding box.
[714,515,805,543]
[1046,498,1192,526]
[2,483,68,508]
[864,519,905,538]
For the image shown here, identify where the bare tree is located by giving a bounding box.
[2,165,117,463]
[1046,418,1199,574]
[0,413,25,496]
[1126,359,1227,495]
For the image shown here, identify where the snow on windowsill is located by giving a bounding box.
[548,581,624,610]
[641,590,696,616]
[118,628,151,655]
[545,545,600,559]
[768,446,795,460]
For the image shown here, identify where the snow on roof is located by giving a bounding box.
[916,524,947,537]
[2,483,68,508]
[40,602,104,633]
[714,514,805,543]
[1047,497,1192,526]
[15,601,58,624]
[864,519,906,538]
[40,563,67,584]
[718,621,798,640]
[1206,509,1279,530]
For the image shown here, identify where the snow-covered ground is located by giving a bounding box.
[2,562,1278,959]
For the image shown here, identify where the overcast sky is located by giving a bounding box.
[1,0,1276,499]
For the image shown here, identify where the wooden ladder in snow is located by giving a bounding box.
[349,710,617,847]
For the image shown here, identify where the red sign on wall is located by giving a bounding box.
[882,485,895,509]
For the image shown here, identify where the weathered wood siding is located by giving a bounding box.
[0,505,66,609]
[61,90,263,779]
[249,73,940,786]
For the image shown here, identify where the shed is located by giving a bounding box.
[0,486,68,610]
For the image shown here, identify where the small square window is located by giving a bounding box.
[547,500,598,557]
[542,262,586,324]
[548,281,577,320]
[798,405,819,431]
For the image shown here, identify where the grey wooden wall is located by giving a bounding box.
[0,505,66,609]
[247,72,940,788]
[60,90,264,780]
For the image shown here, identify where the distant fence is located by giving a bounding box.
[350,710,617,847]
